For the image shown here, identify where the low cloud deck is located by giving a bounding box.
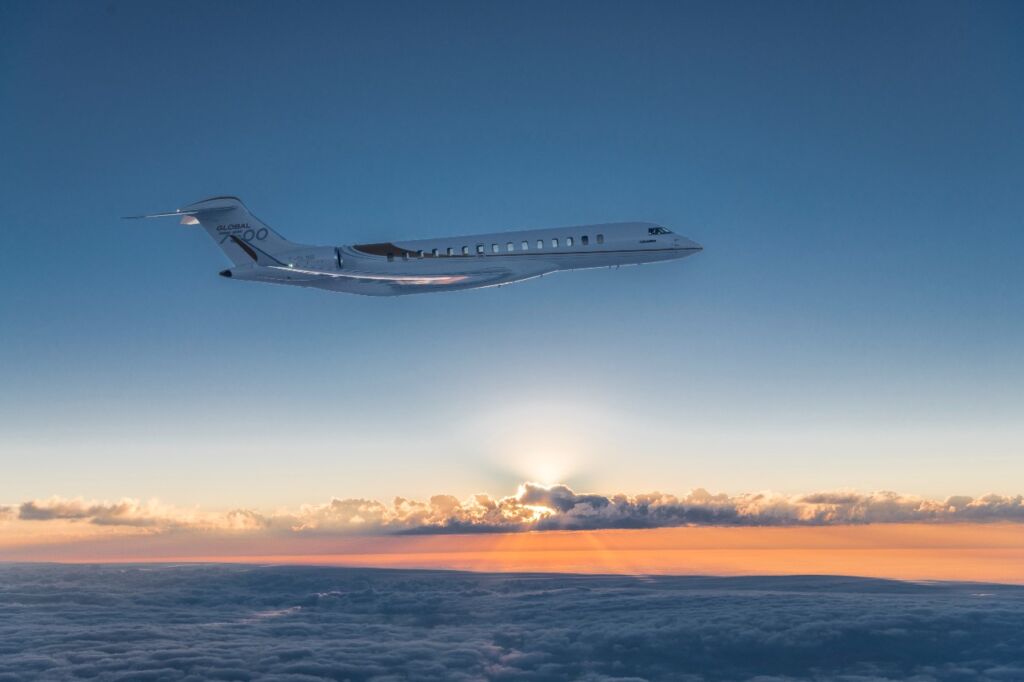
[1,564,1022,681]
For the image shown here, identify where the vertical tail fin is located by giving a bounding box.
[125,196,305,266]
[179,196,304,266]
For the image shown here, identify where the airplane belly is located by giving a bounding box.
[223,248,693,296]
[322,257,555,296]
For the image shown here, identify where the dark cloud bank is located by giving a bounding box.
[1,564,1022,681]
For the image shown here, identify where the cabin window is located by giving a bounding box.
[492,243,499,253]
[566,237,574,247]
[476,244,484,255]
[431,248,438,257]
[416,250,424,259]
[521,240,529,250]
[507,242,514,252]
[551,238,559,248]
[402,252,409,261]
[446,247,453,256]
[387,253,394,262]
[597,234,604,244]
[581,235,589,246]
[463,246,470,256]
[537,239,544,249]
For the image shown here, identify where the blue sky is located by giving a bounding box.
[1,0,1021,508]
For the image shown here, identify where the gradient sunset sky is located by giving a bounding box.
[2,0,1023,569]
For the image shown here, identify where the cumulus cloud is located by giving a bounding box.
[11,483,1024,536]
[1,564,1022,681]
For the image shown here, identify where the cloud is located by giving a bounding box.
[1,564,1023,681]
[11,483,1024,536]
[20,499,153,525]
[16,497,214,529]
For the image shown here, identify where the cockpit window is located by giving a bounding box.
[648,227,673,235]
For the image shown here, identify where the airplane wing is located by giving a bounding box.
[263,265,545,292]
[268,265,474,286]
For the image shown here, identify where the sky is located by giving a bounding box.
[1,0,1023,536]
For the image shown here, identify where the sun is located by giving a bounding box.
[521,452,574,487]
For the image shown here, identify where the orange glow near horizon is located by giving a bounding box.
[4,523,1023,584]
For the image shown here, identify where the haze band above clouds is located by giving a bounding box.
[3,483,1024,536]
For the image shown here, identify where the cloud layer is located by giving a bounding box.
[2,564,1023,681]
[6,483,1024,537]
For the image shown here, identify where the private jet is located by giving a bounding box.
[127,196,702,296]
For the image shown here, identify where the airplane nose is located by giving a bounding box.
[675,236,703,251]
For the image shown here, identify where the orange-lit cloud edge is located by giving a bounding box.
[2,483,1023,584]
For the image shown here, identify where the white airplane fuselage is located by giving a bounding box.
[130,197,702,296]
[223,221,702,296]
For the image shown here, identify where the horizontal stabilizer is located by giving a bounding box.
[122,206,231,220]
